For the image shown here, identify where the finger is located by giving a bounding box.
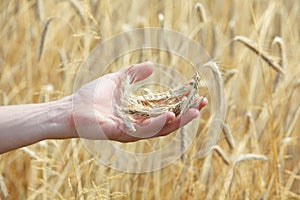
[198,97,208,110]
[156,108,200,137]
[130,111,176,138]
[190,96,208,110]
[121,61,154,83]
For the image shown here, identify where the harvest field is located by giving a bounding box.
[0,0,300,199]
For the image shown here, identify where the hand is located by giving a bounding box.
[71,62,208,142]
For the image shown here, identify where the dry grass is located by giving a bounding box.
[0,0,300,199]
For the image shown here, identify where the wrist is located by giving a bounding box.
[44,96,78,140]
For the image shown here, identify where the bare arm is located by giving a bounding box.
[0,62,207,154]
[0,96,75,153]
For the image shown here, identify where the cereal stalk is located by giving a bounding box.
[222,122,236,149]
[234,36,285,75]
[272,36,287,92]
[38,17,54,62]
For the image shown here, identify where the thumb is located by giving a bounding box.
[121,62,154,83]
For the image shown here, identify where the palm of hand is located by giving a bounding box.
[72,62,207,142]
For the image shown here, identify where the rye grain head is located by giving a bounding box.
[233,36,285,75]
[272,36,287,92]
[194,2,207,23]
[115,74,136,132]
[38,17,54,62]
[115,69,203,132]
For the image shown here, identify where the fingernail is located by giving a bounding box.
[167,112,176,123]
[199,97,208,109]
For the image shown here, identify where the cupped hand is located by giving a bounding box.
[72,62,208,142]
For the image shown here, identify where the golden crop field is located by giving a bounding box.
[0,0,299,199]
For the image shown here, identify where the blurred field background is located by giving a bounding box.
[0,0,300,199]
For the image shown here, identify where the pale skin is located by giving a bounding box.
[0,62,207,154]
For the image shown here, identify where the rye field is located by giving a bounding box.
[0,0,299,199]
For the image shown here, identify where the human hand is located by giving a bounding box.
[71,62,208,142]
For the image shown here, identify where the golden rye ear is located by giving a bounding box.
[233,36,285,75]
[115,62,208,133]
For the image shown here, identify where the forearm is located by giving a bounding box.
[0,96,76,154]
